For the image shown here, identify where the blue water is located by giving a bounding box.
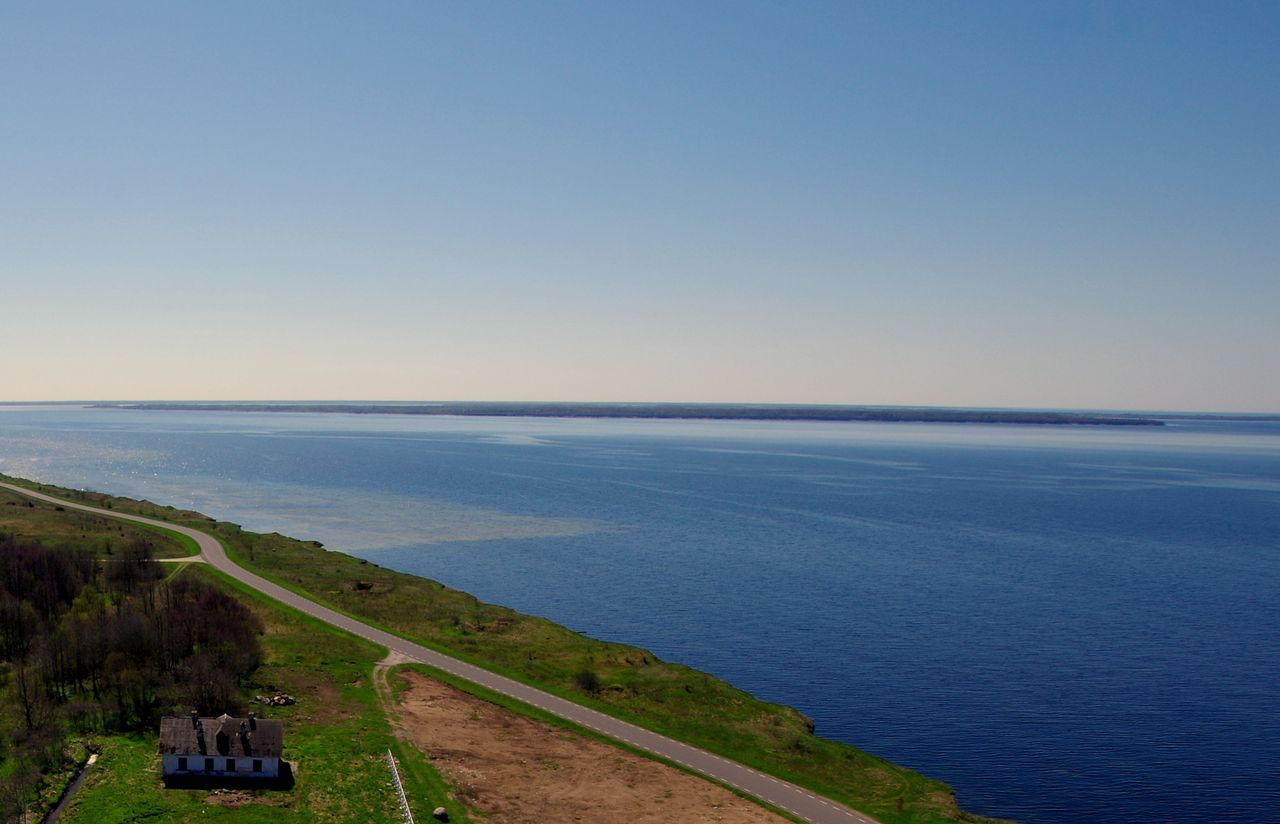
[2,406,1277,823]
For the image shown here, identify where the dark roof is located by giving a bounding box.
[159,714,283,758]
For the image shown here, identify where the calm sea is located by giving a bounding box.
[1,405,1277,824]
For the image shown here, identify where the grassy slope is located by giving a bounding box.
[0,486,193,558]
[3,475,1009,824]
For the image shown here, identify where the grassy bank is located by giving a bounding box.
[0,486,193,559]
[2,474,1009,824]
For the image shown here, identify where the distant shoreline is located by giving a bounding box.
[93,401,1167,426]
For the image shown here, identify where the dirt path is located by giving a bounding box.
[373,651,417,735]
[43,754,97,823]
[374,659,791,824]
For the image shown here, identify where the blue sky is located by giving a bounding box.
[2,1,1277,411]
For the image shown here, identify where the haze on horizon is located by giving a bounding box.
[2,3,1277,413]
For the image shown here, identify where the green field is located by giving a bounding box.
[2,475,1008,824]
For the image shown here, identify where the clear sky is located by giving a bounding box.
[2,2,1277,411]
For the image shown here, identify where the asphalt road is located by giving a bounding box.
[1,481,880,824]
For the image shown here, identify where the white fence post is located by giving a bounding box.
[386,749,416,824]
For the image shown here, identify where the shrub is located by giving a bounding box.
[574,669,600,694]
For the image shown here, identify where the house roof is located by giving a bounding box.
[159,714,283,758]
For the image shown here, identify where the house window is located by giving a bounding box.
[253,759,263,773]
[226,759,235,772]
[177,757,187,771]
[204,758,214,772]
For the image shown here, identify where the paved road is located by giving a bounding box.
[1,481,880,824]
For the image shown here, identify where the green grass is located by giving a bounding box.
[133,521,202,557]
[58,564,470,824]
[3,474,1010,824]
[0,485,190,558]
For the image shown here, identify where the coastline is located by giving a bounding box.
[0,473,1009,824]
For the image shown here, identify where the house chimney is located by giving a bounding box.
[248,712,256,731]
[190,711,199,728]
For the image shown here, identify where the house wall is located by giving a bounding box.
[161,754,280,779]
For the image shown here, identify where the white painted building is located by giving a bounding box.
[159,713,284,780]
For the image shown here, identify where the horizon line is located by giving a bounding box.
[4,400,1278,418]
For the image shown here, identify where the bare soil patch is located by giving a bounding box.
[203,789,277,808]
[390,669,790,824]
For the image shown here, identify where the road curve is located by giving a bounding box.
[1,481,880,824]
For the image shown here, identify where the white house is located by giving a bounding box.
[159,713,284,780]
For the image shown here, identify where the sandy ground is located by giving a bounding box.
[379,664,790,824]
